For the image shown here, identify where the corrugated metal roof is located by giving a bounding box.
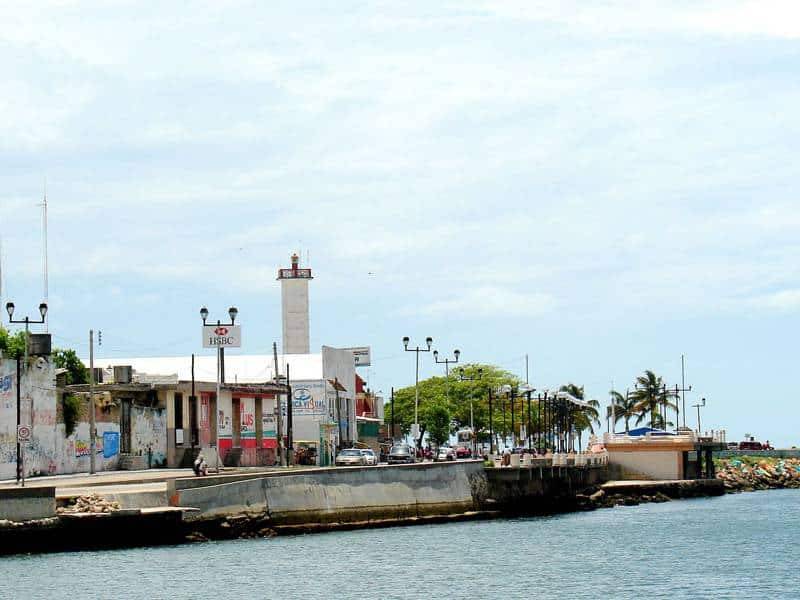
[98,353,323,384]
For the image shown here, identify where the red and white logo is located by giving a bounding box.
[214,327,229,335]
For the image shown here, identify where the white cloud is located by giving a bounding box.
[407,287,556,319]
[748,289,800,312]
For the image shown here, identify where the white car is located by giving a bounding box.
[435,447,456,462]
[360,448,378,465]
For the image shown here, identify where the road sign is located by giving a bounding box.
[17,424,32,444]
[202,324,242,348]
[343,346,371,367]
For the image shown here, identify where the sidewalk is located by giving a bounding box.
[0,468,196,490]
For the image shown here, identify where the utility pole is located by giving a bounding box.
[286,363,293,466]
[89,329,96,475]
[273,342,284,466]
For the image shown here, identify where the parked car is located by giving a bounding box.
[359,448,378,466]
[387,444,415,464]
[436,446,456,462]
[335,448,366,466]
[456,446,472,459]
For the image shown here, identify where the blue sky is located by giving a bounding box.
[1,1,798,445]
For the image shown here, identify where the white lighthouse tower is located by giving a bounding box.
[277,252,313,354]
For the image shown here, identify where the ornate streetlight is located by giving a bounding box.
[402,336,432,450]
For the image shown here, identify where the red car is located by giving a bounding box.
[456,447,472,459]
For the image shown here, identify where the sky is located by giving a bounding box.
[1,1,798,445]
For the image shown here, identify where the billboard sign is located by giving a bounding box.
[202,325,241,348]
[344,346,371,367]
[291,381,327,415]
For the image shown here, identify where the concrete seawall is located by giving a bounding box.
[172,461,487,525]
[486,465,609,511]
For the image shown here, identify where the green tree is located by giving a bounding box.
[52,348,89,385]
[609,390,637,433]
[630,370,677,429]
[421,400,451,447]
[560,383,599,451]
[0,327,27,360]
[384,363,521,448]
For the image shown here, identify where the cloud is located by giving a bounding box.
[406,287,556,319]
[747,289,800,312]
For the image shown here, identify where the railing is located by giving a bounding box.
[489,451,609,469]
[602,432,698,445]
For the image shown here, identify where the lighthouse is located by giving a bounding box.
[277,253,313,354]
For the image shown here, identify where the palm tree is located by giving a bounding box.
[609,390,637,434]
[560,384,599,451]
[630,370,677,429]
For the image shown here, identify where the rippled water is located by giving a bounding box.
[2,490,798,600]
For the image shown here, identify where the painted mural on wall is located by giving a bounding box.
[131,406,166,466]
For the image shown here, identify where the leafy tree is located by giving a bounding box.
[421,400,451,447]
[0,327,27,360]
[384,363,521,448]
[53,348,89,385]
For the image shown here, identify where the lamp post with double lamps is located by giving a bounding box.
[458,367,483,456]
[402,336,432,452]
[200,306,239,473]
[5,301,48,485]
[433,348,460,402]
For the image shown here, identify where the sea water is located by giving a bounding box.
[1,489,797,599]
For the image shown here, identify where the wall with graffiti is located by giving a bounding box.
[1,357,59,479]
[131,405,167,466]
[0,357,128,478]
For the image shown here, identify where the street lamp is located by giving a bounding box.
[519,384,535,451]
[500,384,517,449]
[458,367,483,456]
[433,349,460,377]
[200,306,238,473]
[433,348,460,405]
[5,301,48,485]
[403,336,432,450]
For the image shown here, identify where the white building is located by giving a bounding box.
[102,345,356,467]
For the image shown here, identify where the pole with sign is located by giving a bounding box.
[17,423,31,487]
[200,307,240,474]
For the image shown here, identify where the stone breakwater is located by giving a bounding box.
[716,457,800,492]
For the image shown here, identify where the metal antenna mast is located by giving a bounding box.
[41,181,49,332]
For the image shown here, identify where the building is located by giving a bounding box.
[603,429,726,480]
[101,345,356,468]
[1,351,167,478]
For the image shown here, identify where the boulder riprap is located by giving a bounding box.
[58,493,121,514]
[716,457,800,492]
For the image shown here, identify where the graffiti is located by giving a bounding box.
[36,410,57,427]
[103,431,119,458]
[132,407,166,465]
[75,437,104,458]
[1,373,14,394]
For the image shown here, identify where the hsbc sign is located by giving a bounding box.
[202,325,242,348]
